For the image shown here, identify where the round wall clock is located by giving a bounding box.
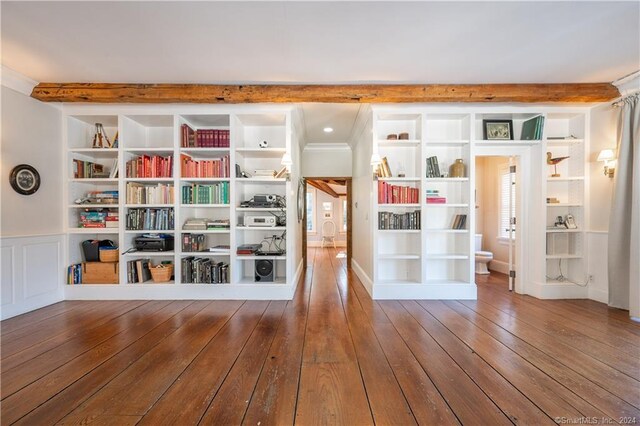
[10,164,41,195]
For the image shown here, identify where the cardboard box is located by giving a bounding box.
[82,262,119,284]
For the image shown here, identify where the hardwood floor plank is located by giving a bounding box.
[477,286,640,378]
[199,301,287,424]
[242,259,313,425]
[380,300,511,425]
[415,300,604,421]
[444,300,640,421]
[1,301,171,398]
[295,248,373,425]
[12,301,209,426]
[1,301,192,425]
[562,299,639,326]
[1,300,146,371]
[327,249,418,425]
[0,301,85,336]
[460,299,640,409]
[57,300,243,424]
[138,301,270,425]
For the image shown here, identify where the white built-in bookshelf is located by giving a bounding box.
[370,108,590,299]
[64,107,299,299]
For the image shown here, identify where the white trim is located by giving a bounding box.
[303,143,351,151]
[306,187,317,234]
[348,104,373,148]
[588,287,608,304]
[586,230,609,235]
[528,280,589,299]
[291,259,304,299]
[373,283,477,300]
[1,66,38,97]
[352,259,373,297]
[488,259,510,275]
[613,70,640,96]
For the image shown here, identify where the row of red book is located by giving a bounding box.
[181,124,230,148]
[378,181,420,204]
[180,154,231,178]
[126,155,173,178]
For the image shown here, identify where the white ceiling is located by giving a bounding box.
[2,1,638,146]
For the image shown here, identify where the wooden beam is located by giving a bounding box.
[307,180,339,198]
[30,83,619,103]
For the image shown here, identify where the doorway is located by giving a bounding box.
[302,177,352,268]
[475,156,519,291]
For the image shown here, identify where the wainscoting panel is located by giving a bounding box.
[1,234,64,320]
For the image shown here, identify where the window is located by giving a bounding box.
[306,188,316,233]
[340,197,347,233]
[499,167,516,240]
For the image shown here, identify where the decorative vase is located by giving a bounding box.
[450,159,466,178]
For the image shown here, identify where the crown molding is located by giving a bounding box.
[1,66,38,97]
[613,70,640,97]
[348,104,372,148]
[303,142,351,152]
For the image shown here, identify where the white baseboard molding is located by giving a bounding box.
[373,283,477,300]
[307,241,347,248]
[588,287,608,304]
[351,259,373,297]
[528,281,589,299]
[290,259,304,298]
[488,259,509,275]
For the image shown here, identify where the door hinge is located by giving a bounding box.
[510,165,516,173]
[510,217,516,225]
[509,270,516,278]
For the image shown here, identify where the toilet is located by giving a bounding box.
[475,234,493,275]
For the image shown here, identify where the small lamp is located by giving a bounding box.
[597,149,616,178]
[281,153,292,180]
[370,153,382,180]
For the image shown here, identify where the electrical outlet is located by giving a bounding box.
[588,274,594,282]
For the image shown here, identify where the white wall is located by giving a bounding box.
[1,87,63,236]
[351,115,373,294]
[307,188,347,245]
[1,82,65,318]
[302,144,352,177]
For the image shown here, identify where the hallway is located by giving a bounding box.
[1,248,639,424]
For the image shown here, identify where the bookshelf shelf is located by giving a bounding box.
[378,203,420,208]
[546,177,585,182]
[377,177,421,182]
[236,226,287,231]
[425,254,469,260]
[236,255,287,260]
[69,204,119,209]
[181,229,231,234]
[425,203,469,208]
[124,147,174,153]
[377,139,421,147]
[124,230,175,234]
[236,178,287,183]
[474,139,540,146]
[425,229,469,233]
[124,178,174,182]
[424,177,469,182]
[69,148,119,158]
[68,228,119,234]
[235,148,286,158]
[236,207,283,212]
[182,251,231,256]
[424,139,469,146]
[378,254,421,260]
[545,138,584,146]
[123,251,175,256]
[69,178,119,183]
[180,177,230,182]
[181,204,229,208]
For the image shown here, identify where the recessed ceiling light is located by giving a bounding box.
[323,127,334,133]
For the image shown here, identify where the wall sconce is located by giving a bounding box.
[281,153,292,180]
[597,149,616,178]
[370,152,382,180]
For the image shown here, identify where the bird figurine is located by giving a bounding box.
[546,152,570,177]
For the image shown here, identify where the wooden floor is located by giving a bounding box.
[2,248,639,425]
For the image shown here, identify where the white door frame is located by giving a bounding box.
[475,145,534,296]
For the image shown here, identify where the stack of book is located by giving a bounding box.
[180,154,230,178]
[451,214,467,230]
[67,264,82,284]
[126,258,152,283]
[521,115,545,140]
[426,189,447,204]
[426,156,441,178]
[378,181,419,204]
[182,234,206,252]
[81,190,119,205]
[181,124,230,148]
[126,183,174,204]
[208,245,230,253]
[126,155,173,178]
[73,160,108,179]
[126,208,175,231]
[181,183,230,205]
[237,244,261,255]
[254,169,277,178]
[182,218,230,230]
[375,157,393,178]
[181,257,229,284]
[378,210,421,230]
[79,209,119,228]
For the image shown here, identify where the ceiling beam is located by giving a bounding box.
[307,180,339,198]
[30,83,619,103]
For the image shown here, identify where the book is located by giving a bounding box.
[381,157,392,177]
[209,245,230,252]
[521,115,545,140]
[236,244,261,254]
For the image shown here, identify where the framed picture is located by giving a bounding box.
[483,119,514,140]
[322,202,333,211]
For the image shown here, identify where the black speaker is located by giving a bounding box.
[255,259,274,282]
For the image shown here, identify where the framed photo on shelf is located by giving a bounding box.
[483,119,514,140]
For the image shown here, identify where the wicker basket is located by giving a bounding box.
[99,247,119,262]
[150,264,173,283]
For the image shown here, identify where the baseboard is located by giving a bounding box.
[351,259,373,297]
[290,259,304,298]
[528,281,589,299]
[489,259,509,275]
[373,283,477,300]
[307,241,347,248]
[588,287,608,304]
